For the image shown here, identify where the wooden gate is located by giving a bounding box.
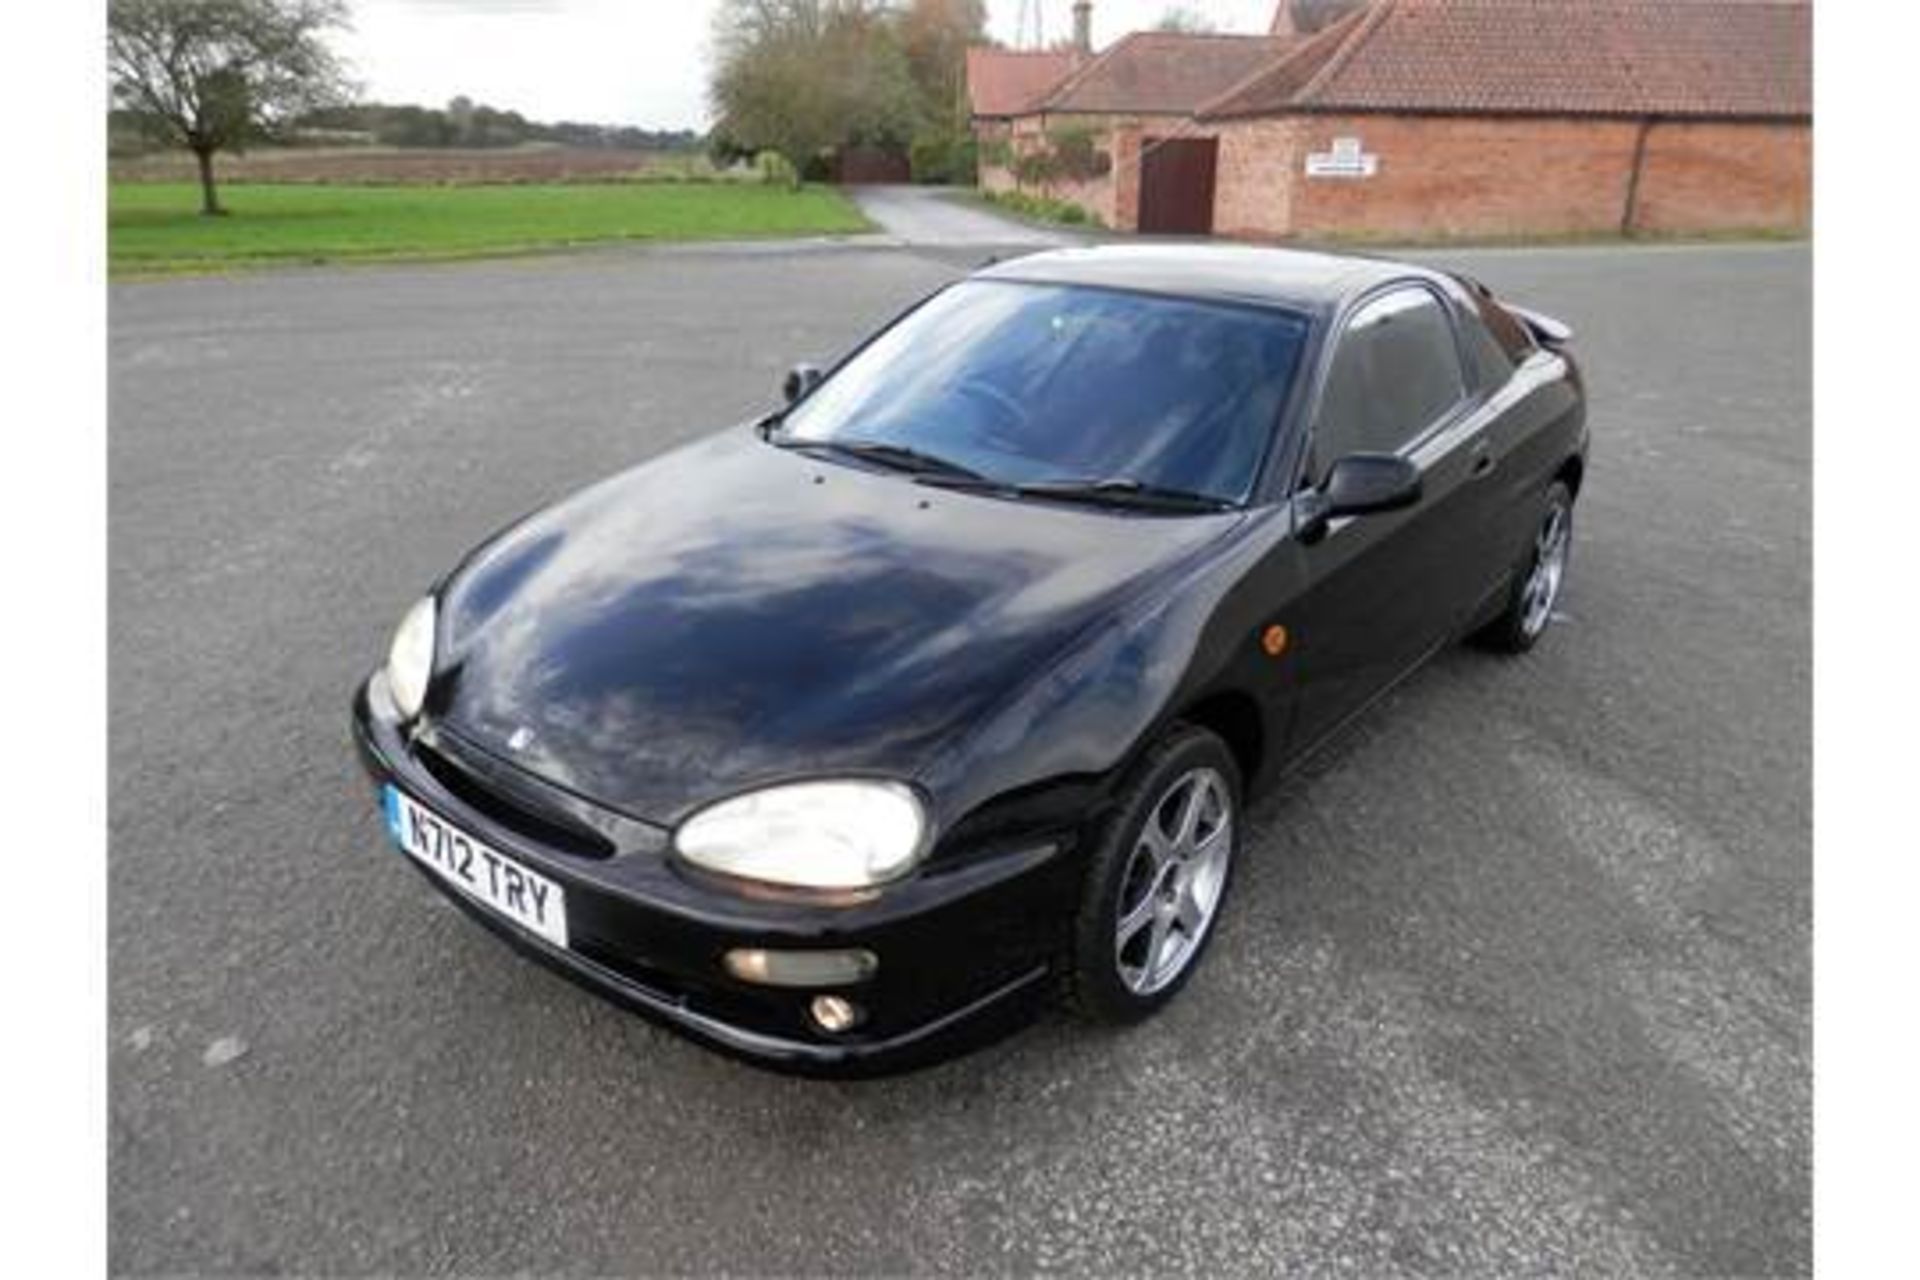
[1137,138,1218,236]
[833,146,912,185]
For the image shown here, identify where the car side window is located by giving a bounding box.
[1308,286,1466,482]
[1474,289,1538,364]
[1458,308,1517,390]
[1439,278,1519,391]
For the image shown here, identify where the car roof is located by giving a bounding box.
[972,243,1432,314]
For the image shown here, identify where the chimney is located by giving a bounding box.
[1073,1,1092,56]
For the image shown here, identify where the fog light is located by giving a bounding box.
[809,995,861,1034]
[724,947,877,988]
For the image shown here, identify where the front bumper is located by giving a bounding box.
[350,673,1076,1074]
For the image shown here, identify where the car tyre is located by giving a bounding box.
[1476,480,1575,655]
[1065,725,1242,1024]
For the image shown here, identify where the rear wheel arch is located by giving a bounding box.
[1555,453,1585,499]
[1474,478,1574,654]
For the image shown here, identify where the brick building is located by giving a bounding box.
[997,29,1296,231]
[969,0,1812,239]
[964,46,1081,145]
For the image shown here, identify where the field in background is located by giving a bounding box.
[110,181,871,275]
[111,144,705,187]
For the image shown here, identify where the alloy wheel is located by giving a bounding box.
[1520,500,1571,638]
[1114,766,1235,995]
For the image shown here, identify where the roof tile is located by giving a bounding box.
[1039,32,1298,115]
[1206,0,1811,120]
[966,48,1078,118]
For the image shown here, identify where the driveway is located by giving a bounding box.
[109,240,1809,1276]
[851,183,1079,246]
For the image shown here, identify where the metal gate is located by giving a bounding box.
[1137,138,1218,236]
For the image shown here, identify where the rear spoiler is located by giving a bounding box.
[1505,303,1574,348]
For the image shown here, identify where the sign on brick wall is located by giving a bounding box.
[1306,137,1378,179]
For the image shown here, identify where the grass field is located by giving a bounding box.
[109,181,872,275]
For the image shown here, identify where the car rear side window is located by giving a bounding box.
[1309,287,1466,478]
[1470,284,1537,364]
[1459,314,1514,390]
[1439,279,1519,391]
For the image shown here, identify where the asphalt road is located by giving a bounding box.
[110,230,1810,1276]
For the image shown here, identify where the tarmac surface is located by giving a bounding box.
[109,224,1810,1275]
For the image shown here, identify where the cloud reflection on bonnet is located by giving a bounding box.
[436,430,1243,825]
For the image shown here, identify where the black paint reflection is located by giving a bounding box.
[439,429,1243,825]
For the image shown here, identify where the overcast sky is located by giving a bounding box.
[335,0,1282,129]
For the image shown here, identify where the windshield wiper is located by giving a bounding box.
[773,435,987,481]
[913,472,1235,512]
[911,471,1015,495]
[1011,477,1237,513]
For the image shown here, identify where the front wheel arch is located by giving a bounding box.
[1063,722,1244,1023]
[1172,688,1267,795]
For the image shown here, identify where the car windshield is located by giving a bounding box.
[776,280,1310,506]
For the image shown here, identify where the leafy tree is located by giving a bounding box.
[1155,7,1218,33]
[108,0,352,215]
[289,99,700,153]
[1287,0,1369,33]
[898,0,988,186]
[372,103,453,148]
[900,0,988,128]
[447,95,475,140]
[909,131,977,184]
[709,0,921,187]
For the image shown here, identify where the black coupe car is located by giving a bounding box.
[353,244,1586,1073]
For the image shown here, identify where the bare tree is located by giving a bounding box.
[108,0,352,215]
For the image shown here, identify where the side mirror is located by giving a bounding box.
[1298,453,1422,539]
[783,362,824,405]
[1324,453,1422,517]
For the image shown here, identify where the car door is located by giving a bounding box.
[1283,283,1495,753]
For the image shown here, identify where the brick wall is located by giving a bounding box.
[1632,121,1811,233]
[1208,113,1811,240]
[1214,118,1304,239]
[979,113,1197,230]
[1108,125,1146,232]
[1007,115,1115,224]
[1289,115,1646,238]
[973,119,1018,194]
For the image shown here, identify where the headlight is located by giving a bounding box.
[385,595,436,721]
[674,780,928,890]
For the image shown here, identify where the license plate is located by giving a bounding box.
[383,785,569,949]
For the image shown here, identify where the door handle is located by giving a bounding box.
[1469,450,1496,479]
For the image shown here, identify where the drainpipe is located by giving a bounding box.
[1621,115,1656,237]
